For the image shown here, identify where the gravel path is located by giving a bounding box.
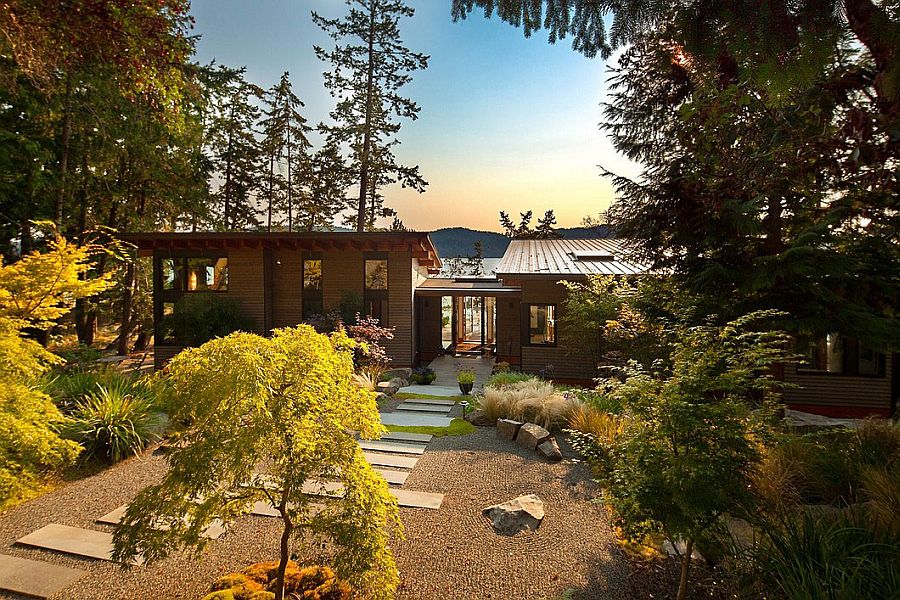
[0,429,627,600]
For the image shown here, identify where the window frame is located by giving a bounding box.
[363,253,389,326]
[797,335,887,378]
[523,303,557,347]
[301,252,324,320]
[154,250,229,345]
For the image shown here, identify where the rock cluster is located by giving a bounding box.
[496,419,562,461]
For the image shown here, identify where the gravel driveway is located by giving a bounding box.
[0,429,627,599]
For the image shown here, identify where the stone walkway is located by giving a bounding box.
[0,431,626,599]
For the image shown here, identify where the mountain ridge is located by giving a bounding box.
[428,225,612,258]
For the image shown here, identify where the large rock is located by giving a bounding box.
[496,419,523,441]
[376,380,400,396]
[537,438,562,461]
[388,376,407,389]
[466,410,495,427]
[516,423,551,450]
[482,494,545,536]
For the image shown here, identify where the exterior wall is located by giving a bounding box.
[495,296,521,366]
[228,249,267,334]
[322,250,364,310]
[519,278,596,382]
[782,359,894,417]
[272,250,302,329]
[153,344,182,370]
[384,250,413,367]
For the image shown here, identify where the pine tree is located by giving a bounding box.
[297,141,350,231]
[207,68,263,230]
[535,210,560,239]
[313,0,428,232]
[499,209,559,239]
[260,72,312,231]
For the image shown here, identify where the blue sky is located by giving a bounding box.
[189,0,638,231]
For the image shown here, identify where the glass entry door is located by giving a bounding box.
[452,296,496,354]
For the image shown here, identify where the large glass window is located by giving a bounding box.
[302,255,323,319]
[527,304,556,345]
[161,257,227,291]
[800,334,886,377]
[365,258,388,290]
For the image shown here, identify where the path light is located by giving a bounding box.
[460,400,469,419]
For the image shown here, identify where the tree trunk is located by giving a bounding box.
[357,1,377,233]
[274,488,294,600]
[55,72,73,227]
[116,261,136,355]
[74,148,94,345]
[286,111,293,232]
[267,152,274,231]
[843,0,899,121]
[132,329,149,351]
[677,538,694,600]
[223,99,236,230]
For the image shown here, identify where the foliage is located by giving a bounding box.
[480,379,581,430]
[112,326,401,600]
[409,366,435,385]
[351,372,377,392]
[203,561,351,600]
[161,292,254,347]
[62,379,166,463]
[485,371,534,388]
[386,419,476,438]
[491,361,510,374]
[313,0,428,231]
[499,209,559,239]
[347,313,395,379]
[456,368,475,385]
[43,365,137,413]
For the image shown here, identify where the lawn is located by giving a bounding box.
[386,418,475,437]
[395,392,468,402]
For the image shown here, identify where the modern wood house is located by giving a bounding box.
[128,232,897,418]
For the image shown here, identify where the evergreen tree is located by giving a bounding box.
[298,141,351,231]
[499,209,559,239]
[207,68,264,230]
[313,0,428,232]
[260,72,312,231]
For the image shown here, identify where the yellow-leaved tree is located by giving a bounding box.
[0,231,113,508]
[112,326,401,600]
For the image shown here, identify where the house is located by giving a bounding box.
[127,232,897,418]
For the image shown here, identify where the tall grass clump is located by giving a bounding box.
[485,371,534,389]
[63,378,167,463]
[480,379,580,430]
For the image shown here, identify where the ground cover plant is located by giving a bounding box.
[480,378,581,430]
[386,419,475,438]
[203,561,351,600]
[113,325,401,600]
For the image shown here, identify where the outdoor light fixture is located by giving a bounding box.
[460,400,469,419]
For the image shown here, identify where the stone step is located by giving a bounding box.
[401,398,456,407]
[380,413,453,428]
[299,481,443,510]
[376,468,409,485]
[96,506,226,540]
[16,524,142,565]
[250,501,325,518]
[0,554,86,598]
[395,403,452,414]
[359,440,427,455]
[380,431,433,444]
[363,452,419,470]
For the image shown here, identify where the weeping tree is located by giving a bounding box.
[112,326,401,600]
[313,0,428,231]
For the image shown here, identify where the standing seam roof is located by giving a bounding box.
[494,239,649,276]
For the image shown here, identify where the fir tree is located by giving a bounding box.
[298,141,350,231]
[499,209,559,239]
[313,0,428,232]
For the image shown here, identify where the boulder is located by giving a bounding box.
[383,368,413,382]
[496,419,523,441]
[466,410,495,427]
[537,438,562,461]
[375,392,390,404]
[482,494,545,536]
[516,423,551,450]
[388,376,408,389]
[376,380,400,396]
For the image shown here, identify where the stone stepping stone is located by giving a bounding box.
[0,554,86,598]
[376,468,409,485]
[16,524,142,565]
[363,452,419,470]
[395,403,452,414]
[380,431,433,444]
[359,440,427,455]
[97,506,226,540]
[380,412,453,428]
[401,398,456,407]
[250,501,325,518]
[300,482,444,510]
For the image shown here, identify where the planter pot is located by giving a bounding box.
[459,382,474,395]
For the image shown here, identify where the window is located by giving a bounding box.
[527,304,556,345]
[365,258,388,290]
[302,255,323,319]
[800,334,886,377]
[363,255,388,325]
[161,257,227,292]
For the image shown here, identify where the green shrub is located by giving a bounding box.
[63,379,166,463]
[53,343,101,366]
[744,509,900,600]
[43,366,135,412]
[410,367,435,385]
[207,562,351,600]
[161,292,253,346]
[456,369,475,385]
[485,371,533,388]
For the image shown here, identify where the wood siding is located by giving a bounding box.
[495,295,521,365]
[322,250,364,309]
[153,345,182,370]
[272,250,302,329]
[228,249,266,334]
[519,279,595,381]
[783,360,894,416]
[384,250,413,367]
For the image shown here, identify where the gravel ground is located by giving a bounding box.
[0,428,627,600]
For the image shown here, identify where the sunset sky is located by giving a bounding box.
[190,0,639,231]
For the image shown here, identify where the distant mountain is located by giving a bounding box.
[429,226,613,258]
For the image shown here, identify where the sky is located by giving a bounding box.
[189,0,640,232]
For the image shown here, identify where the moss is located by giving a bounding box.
[201,591,236,600]
[386,418,475,437]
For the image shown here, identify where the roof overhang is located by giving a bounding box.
[415,278,521,297]
[119,231,443,271]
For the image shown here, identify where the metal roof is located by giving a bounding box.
[495,238,649,277]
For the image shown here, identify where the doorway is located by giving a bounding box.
[451,296,495,354]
